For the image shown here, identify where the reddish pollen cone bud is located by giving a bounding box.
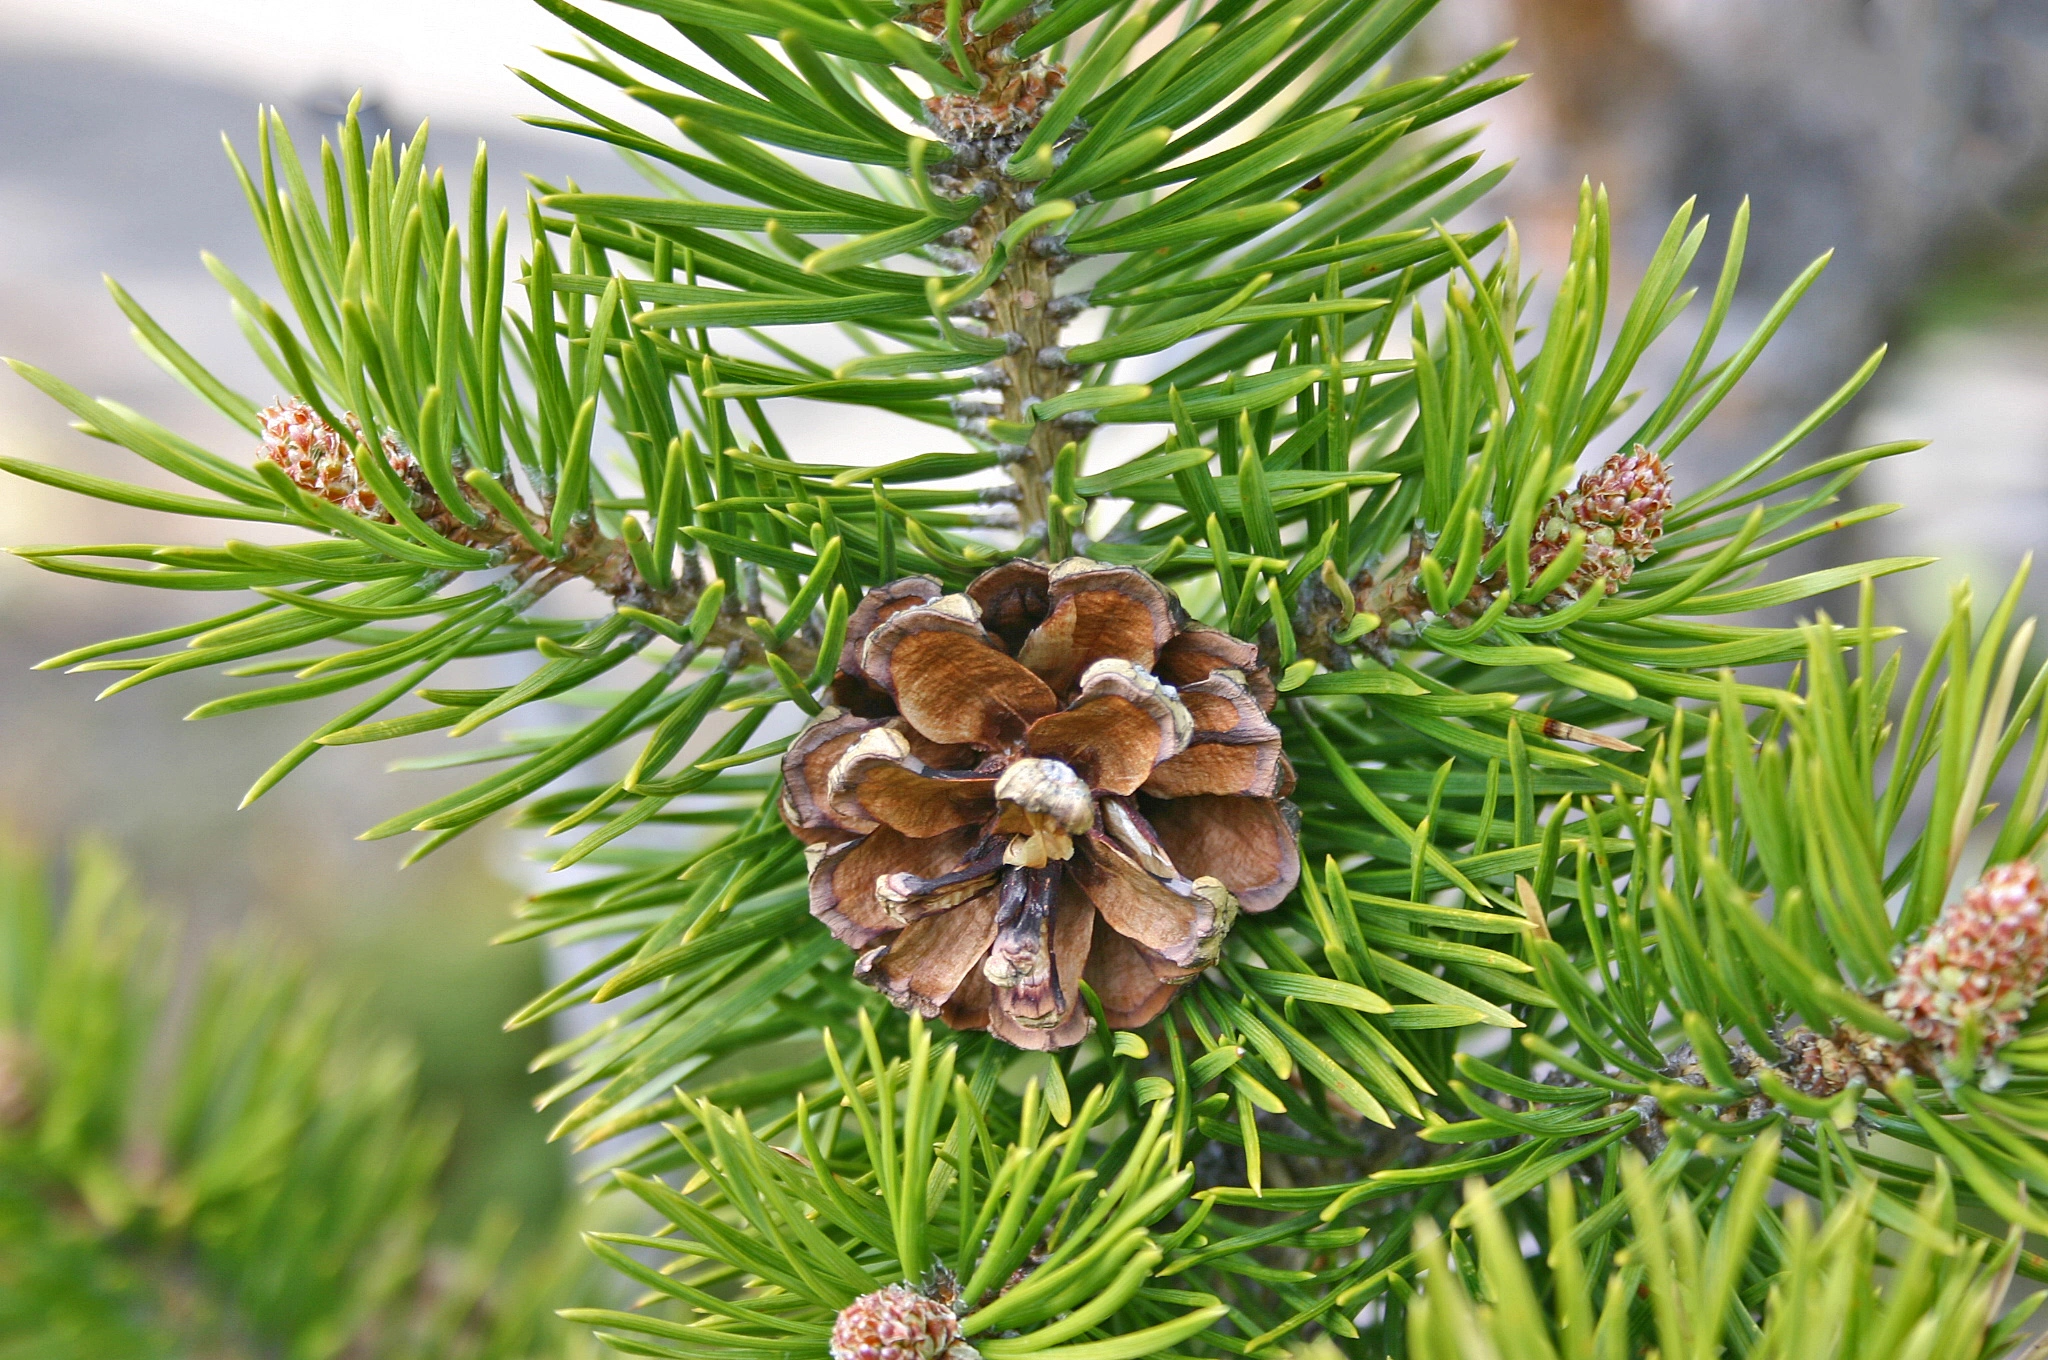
[830,1285,978,1360]
[1885,862,2048,1067]
[257,398,422,522]
[1528,444,1675,596]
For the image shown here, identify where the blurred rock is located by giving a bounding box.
[1855,323,2048,630]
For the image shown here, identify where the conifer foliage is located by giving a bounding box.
[0,838,590,1358]
[8,0,2048,1353]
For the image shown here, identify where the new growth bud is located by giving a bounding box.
[830,1284,979,1360]
[1529,444,1675,596]
[1885,861,2048,1068]
[257,399,421,521]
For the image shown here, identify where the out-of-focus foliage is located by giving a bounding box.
[0,835,595,1360]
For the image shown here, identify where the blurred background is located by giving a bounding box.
[1,0,2047,1269]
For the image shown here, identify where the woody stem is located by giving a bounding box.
[454,480,815,674]
[914,0,1077,544]
[981,200,1072,537]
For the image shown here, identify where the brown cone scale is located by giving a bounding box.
[783,558,1300,1049]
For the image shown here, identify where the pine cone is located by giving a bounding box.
[1884,861,2048,1067]
[830,1284,978,1360]
[783,558,1300,1050]
[1528,443,1674,595]
[258,398,424,521]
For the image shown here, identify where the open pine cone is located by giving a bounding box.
[781,558,1300,1049]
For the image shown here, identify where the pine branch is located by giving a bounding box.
[256,398,815,672]
[1406,1133,2035,1360]
[9,1,2048,1353]
[563,1013,1219,1360]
